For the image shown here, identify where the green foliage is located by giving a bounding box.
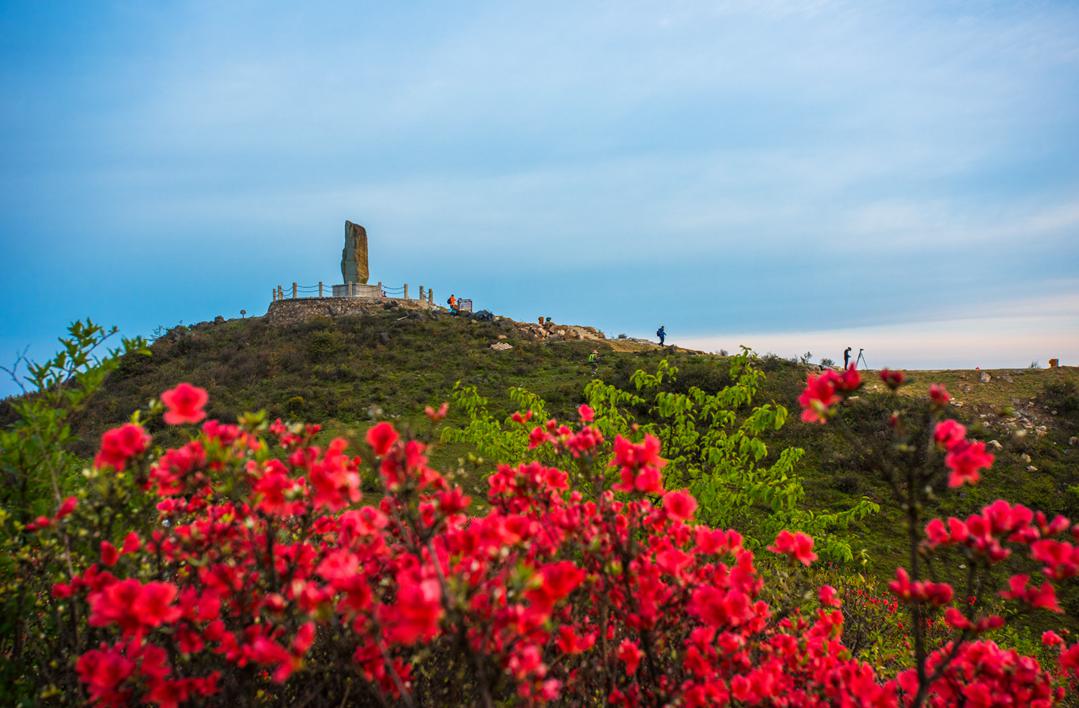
[444,349,879,562]
[1040,380,1079,420]
[440,383,553,467]
[0,320,149,704]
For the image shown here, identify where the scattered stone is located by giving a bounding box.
[214,315,225,324]
[1001,374,1014,383]
[1070,436,1079,446]
[1020,453,1032,464]
[1027,465,1038,472]
[497,334,507,340]
[987,440,1003,450]
[490,342,514,351]
[979,372,992,383]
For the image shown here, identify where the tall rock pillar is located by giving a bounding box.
[341,221,370,285]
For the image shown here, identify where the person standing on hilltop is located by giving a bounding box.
[657,326,666,346]
[843,347,852,369]
[588,349,599,375]
[447,294,457,313]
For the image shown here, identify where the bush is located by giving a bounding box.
[1041,381,1079,415]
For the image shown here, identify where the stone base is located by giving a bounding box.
[265,297,435,326]
[331,283,382,298]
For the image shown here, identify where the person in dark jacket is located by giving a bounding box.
[657,326,666,346]
[843,346,852,369]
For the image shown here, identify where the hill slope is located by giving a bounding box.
[31,306,1079,592]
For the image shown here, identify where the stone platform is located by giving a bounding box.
[265,297,436,326]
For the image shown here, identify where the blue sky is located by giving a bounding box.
[2,0,1079,394]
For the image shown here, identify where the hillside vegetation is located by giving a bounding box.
[15,306,1079,586]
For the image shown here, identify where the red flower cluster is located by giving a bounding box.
[49,382,1079,706]
[611,434,665,493]
[898,640,1056,705]
[929,383,951,406]
[888,568,953,606]
[95,423,151,471]
[160,383,208,425]
[768,529,818,566]
[879,368,906,390]
[797,366,861,423]
[933,419,995,487]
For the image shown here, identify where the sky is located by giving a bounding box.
[2,0,1079,396]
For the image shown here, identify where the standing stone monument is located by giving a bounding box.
[341,221,370,285]
[333,221,381,298]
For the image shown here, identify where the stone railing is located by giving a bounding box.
[271,281,436,305]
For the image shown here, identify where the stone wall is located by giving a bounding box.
[265,297,436,326]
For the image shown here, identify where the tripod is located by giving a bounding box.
[855,349,869,370]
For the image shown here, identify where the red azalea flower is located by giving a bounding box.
[366,422,399,456]
[933,419,967,450]
[798,371,841,423]
[945,440,994,487]
[95,423,151,471]
[1043,631,1064,647]
[133,581,182,627]
[663,490,698,521]
[879,368,905,390]
[161,383,209,425]
[769,530,818,566]
[424,402,449,421]
[121,532,140,554]
[612,434,665,470]
[578,403,594,422]
[56,496,78,519]
[100,541,120,567]
[76,645,135,704]
[819,585,841,608]
[617,640,643,675]
[929,383,951,406]
[838,365,862,392]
